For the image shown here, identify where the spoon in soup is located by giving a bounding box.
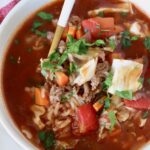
[48,0,75,56]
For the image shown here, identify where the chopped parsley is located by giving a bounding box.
[67,35,105,55]
[38,131,55,150]
[68,62,78,75]
[103,72,113,90]
[14,39,20,45]
[144,36,150,50]
[121,31,132,48]
[121,31,139,49]
[108,111,117,131]
[31,21,43,31]
[58,51,68,65]
[37,11,53,21]
[109,37,116,50]
[104,97,111,110]
[115,90,133,100]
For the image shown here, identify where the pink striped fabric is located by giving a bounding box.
[0,0,20,23]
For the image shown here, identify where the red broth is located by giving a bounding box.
[2,0,150,149]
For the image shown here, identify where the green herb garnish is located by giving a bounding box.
[109,38,116,50]
[35,30,47,37]
[58,51,68,65]
[103,72,113,90]
[147,78,150,84]
[131,35,139,41]
[115,90,133,100]
[37,11,53,21]
[38,131,55,150]
[32,21,43,31]
[67,35,105,55]
[121,31,132,48]
[68,62,78,75]
[121,31,139,49]
[138,77,144,85]
[108,111,117,131]
[41,35,105,76]
[104,97,111,110]
[144,36,150,50]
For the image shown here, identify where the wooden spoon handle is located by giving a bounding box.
[48,25,64,56]
[48,0,75,57]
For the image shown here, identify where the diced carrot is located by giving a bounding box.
[76,27,84,39]
[62,27,69,39]
[67,26,77,38]
[55,72,69,87]
[35,88,49,106]
[93,101,104,112]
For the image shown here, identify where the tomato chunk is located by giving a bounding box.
[82,17,115,39]
[124,97,150,109]
[77,103,99,134]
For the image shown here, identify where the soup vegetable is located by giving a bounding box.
[2,0,150,150]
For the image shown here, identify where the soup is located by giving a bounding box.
[2,0,150,150]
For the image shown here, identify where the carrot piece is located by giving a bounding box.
[62,27,69,39]
[55,72,69,87]
[93,101,104,112]
[67,26,77,38]
[76,27,84,39]
[35,88,49,106]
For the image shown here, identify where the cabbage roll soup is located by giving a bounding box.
[2,0,150,150]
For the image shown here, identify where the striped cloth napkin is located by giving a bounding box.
[0,0,20,23]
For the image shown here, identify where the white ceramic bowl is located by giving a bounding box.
[0,0,150,150]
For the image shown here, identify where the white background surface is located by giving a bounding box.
[0,1,22,150]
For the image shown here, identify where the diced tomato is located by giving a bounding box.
[77,103,99,134]
[82,17,115,39]
[124,97,150,109]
